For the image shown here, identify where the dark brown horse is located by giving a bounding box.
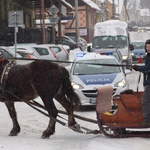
[0,58,81,139]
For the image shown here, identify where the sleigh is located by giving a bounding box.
[96,86,150,138]
[27,86,150,138]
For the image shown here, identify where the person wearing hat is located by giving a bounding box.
[133,39,150,126]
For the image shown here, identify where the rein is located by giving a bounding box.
[0,87,100,134]
[12,57,132,68]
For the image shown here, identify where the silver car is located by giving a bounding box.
[0,47,34,65]
[32,44,69,66]
[8,44,69,66]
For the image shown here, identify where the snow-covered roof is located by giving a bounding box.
[82,0,101,11]
[60,0,72,9]
[94,20,128,36]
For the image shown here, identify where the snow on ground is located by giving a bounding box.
[0,96,150,150]
[0,48,149,150]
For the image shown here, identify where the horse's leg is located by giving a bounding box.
[40,97,58,139]
[5,102,20,136]
[55,89,76,127]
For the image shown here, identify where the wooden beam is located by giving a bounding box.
[50,0,53,6]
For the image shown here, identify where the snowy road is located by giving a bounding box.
[0,69,149,150]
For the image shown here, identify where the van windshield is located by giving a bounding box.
[93,35,127,49]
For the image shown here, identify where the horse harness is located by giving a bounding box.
[0,59,100,135]
[0,60,16,88]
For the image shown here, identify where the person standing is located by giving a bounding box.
[133,39,150,126]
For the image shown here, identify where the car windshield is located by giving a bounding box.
[93,35,127,49]
[73,59,120,75]
[131,42,145,49]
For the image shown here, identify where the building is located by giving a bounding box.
[63,0,101,43]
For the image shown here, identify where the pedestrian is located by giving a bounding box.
[133,39,150,126]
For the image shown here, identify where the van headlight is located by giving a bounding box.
[122,55,128,60]
[114,79,127,88]
[71,82,83,89]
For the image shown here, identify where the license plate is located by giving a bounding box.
[135,55,144,58]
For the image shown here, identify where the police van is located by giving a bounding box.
[69,52,129,106]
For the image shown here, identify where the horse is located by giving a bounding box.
[0,57,81,139]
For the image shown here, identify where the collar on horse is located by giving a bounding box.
[0,60,16,89]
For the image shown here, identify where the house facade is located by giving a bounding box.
[64,0,101,43]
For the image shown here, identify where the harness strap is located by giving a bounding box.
[1,60,15,87]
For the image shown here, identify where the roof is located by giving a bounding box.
[82,0,101,11]
[12,0,72,9]
[60,0,72,9]
[94,20,128,36]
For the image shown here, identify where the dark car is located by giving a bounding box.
[62,36,78,50]
[131,40,146,63]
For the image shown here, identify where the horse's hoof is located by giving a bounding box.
[41,130,54,139]
[9,132,18,136]
[41,134,50,139]
[41,132,50,139]
[69,123,81,132]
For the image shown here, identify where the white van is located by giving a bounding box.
[88,20,134,70]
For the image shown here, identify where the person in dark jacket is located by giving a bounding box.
[133,39,150,126]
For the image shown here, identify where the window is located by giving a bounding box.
[50,47,61,54]
[33,47,49,55]
[73,59,120,75]
[0,49,12,59]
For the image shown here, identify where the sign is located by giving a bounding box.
[80,28,87,36]
[49,16,60,25]
[48,5,59,16]
[8,10,24,27]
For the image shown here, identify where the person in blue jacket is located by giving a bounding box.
[133,39,150,126]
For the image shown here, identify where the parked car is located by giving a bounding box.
[8,44,69,66]
[78,37,88,51]
[0,47,33,65]
[61,36,78,50]
[16,49,37,59]
[68,52,129,106]
[131,40,146,62]
[32,44,69,66]
[65,36,88,51]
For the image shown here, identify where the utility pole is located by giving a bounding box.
[112,0,115,19]
[41,0,46,44]
[50,0,53,5]
[58,2,62,44]
[50,0,55,43]
[75,0,79,44]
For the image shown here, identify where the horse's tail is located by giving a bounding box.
[61,67,81,110]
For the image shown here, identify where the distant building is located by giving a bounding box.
[64,0,101,43]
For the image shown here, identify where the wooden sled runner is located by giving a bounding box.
[96,86,150,138]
